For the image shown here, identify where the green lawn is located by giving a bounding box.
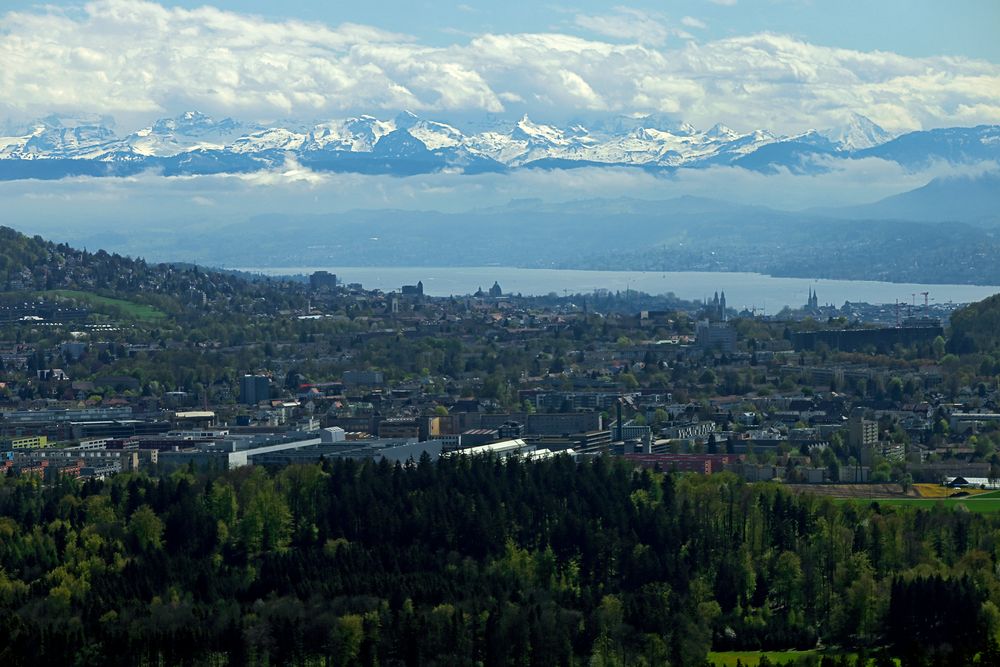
[41,290,166,321]
[708,650,821,666]
[867,497,1000,513]
[708,650,890,667]
[837,493,1000,513]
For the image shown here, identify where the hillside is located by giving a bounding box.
[949,292,1000,353]
[819,172,1000,225]
[0,226,305,320]
[112,195,1000,286]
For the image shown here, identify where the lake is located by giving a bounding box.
[238,266,1000,310]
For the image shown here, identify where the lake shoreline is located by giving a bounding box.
[233,266,1000,309]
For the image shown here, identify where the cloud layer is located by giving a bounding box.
[0,0,998,133]
[4,154,989,229]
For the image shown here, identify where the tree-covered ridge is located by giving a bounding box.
[0,226,306,317]
[949,292,1000,354]
[1,457,998,666]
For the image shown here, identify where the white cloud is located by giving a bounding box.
[681,16,708,30]
[709,0,738,6]
[0,0,998,134]
[574,7,670,46]
[235,156,330,187]
[5,156,993,224]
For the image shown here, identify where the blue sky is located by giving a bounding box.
[1,0,998,132]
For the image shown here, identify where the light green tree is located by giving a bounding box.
[128,505,164,552]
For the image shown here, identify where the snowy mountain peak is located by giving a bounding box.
[512,115,569,145]
[125,111,245,157]
[373,129,431,158]
[406,119,464,151]
[394,110,420,130]
[230,128,306,154]
[1,114,120,159]
[304,116,396,152]
[34,113,116,131]
[594,113,695,137]
[822,112,894,150]
[1,110,989,178]
[706,123,738,141]
[150,111,241,137]
[789,129,839,150]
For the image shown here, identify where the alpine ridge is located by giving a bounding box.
[0,110,997,180]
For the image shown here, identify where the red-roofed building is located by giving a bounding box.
[624,453,737,474]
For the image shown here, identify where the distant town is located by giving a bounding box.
[4,236,996,499]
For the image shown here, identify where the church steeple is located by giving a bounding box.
[807,287,818,309]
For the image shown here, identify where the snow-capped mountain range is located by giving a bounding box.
[0,109,997,180]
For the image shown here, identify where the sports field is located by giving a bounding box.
[708,650,897,666]
[709,650,819,666]
[40,289,166,321]
[787,484,1000,514]
[708,650,866,666]
[866,491,1000,513]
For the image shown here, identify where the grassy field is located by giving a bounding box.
[911,483,988,498]
[708,650,825,666]
[855,493,1000,514]
[798,485,1000,514]
[785,484,904,499]
[708,651,894,666]
[41,290,166,321]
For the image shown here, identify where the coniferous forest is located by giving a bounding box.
[1,455,999,666]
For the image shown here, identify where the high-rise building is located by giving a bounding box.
[696,320,737,353]
[309,271,337,291]
[848,408,878,452]
[240,375,270,405]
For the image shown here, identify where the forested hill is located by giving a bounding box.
[1,457,999,666]
[948,292,1000,354]
[0,226,305,317]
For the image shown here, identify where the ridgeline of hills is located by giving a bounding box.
[950,292,1000,354]
[6,225,1000,356]
[0,227,304,321]
[1,109,998,179]
[83,173,999,286]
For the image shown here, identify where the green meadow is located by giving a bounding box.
[41,289,166,321]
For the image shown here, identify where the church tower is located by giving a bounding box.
[807,287,818,309]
